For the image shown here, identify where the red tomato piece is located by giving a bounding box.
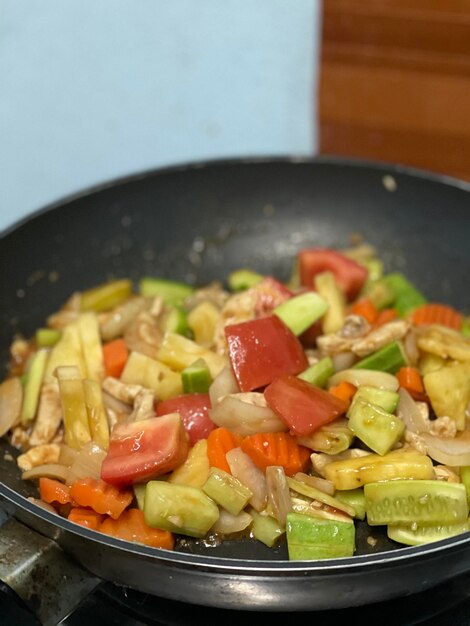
[298,248,368,301]
[101,413,189,488]
[156,393,215,446]
[224,315,309,392]
[264,375,348,436]
[253,277,293,317]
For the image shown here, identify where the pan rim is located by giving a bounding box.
[1,154,470,241]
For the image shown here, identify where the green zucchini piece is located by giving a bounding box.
[35,328,61,348]
[352,385,399,413]
[362,279,396,310]
[347,396,405,456]
[380,273,427,316]
[353,341,407,374]
[333,488,366,520]
[273,292,328,336]
[250,508,285,547]
[286,512,355,560]
[286,477,356,517]
[227,268,264,291]
[298,357,334,388]
[363,258,384,282]
[133,484,146,510]
[144,481,219,538]
[202,467,253,515]
[139,277,194,306]
[365,480,469,526]
[160,306,192,337]
[181,358,212,394]
[21,349,49,425]
[387,520,470,546]
[460,466,470,506]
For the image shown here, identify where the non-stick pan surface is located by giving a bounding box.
[1,157,470,611]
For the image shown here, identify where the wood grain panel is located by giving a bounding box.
[319,0,470,180]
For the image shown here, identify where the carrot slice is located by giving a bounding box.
[68,507,105,531]
[103,338,129,378]
[69,477,133,519]
[100,508,174,550]
[206,427,243,474]
[350,298,379,324]
[240,432,311,476]
[396,366,427,402]
[374,308,398,327]
[39,477,71,505]
[329,381,357,407]
[411,303,462,331]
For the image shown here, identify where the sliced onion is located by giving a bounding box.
[0,377,23,437]
[22,463,70,482]
[211,509,252,535]
[209,366,239,407]
[208,392,287,436]
[328,368,399,391]
[291,497,353,523]
[332,351,357,372]
[100,296,149,341]
[403,330,419,366]
[226,447,267,511]
[27,497,58,514]
[420,431,470,467]
[59,443,80,466]
[266,466,292,526]
[396,388,430,434]
[66,441,107,485]
[293,472,335,496]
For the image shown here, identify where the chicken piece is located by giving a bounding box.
[213,289,258,355]
[338,315,370,339]
[99,296,150,342]
[317,334,356,357]
[416,325,470,362]
[29,382,62,446]
[430,416,458,438]
[128,388,156,421]
[9,337,33,377]
[434,465,460,483]
[46,310,80,330]
[102,376,143,405]
[10,426,30,450]
[184,281,229,311]
[17,444,61,471]
[351,320,410,357]
[403,431,428,456]
[123,310,163,358]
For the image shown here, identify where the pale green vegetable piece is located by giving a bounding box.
[21,349,49,425]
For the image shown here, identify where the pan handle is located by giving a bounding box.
[0,514,101,626]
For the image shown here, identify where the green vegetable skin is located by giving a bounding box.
[388,520,470,546]
[365,480,469,526]
[144,481,219,538]
[353,341,407,374]
[334,489,367,520]
[273,291,328,336]
[298,357,334,388]
[203,467,252,515]
[380,273,427,315]
[353,385,399,413]
[250,508,285,547]
[347,396,405,456]
[181,358,212,393]
[227,268,264,291]
[139,277,194,306]
[35,328,61,348]
[21,349,49,424]
[286,512,355,560]
[160,306,192,337]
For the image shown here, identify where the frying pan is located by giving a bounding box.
[1,157,470,617]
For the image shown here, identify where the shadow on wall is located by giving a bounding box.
[0,0,321,229]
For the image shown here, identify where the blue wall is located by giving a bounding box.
[0,1,320,230]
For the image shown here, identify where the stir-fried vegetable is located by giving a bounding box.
[3,243,470,559]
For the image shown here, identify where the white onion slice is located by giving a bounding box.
[332,351,357,372]
[328,369,399,391]
[226,447,267,511]
[208,392,287,436]
[66,441,107,485]
[27,497,59,514]
[403,330,420,366]
[211,509,252,535]
[22,463,70,482]
[396,388,430,434]
[420,432,470,467]
[0,377,23,437]
[266,466,292,526]
[293,472,335,496]
[209,366,239,407]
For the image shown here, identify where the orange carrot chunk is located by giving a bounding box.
[68,507,105,531]
[100,508,175,550]
[240,431,311,476]
[206,427,243,474]
[39,477,71,505]
[350,298,379,324]
[396,366,427,402]
[374,308,398,327]
[69,477,133,519]
[103,338,129,378]
[411,303,462,331]
[329,381,357,407]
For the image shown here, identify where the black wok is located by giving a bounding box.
[1,157,470,615]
